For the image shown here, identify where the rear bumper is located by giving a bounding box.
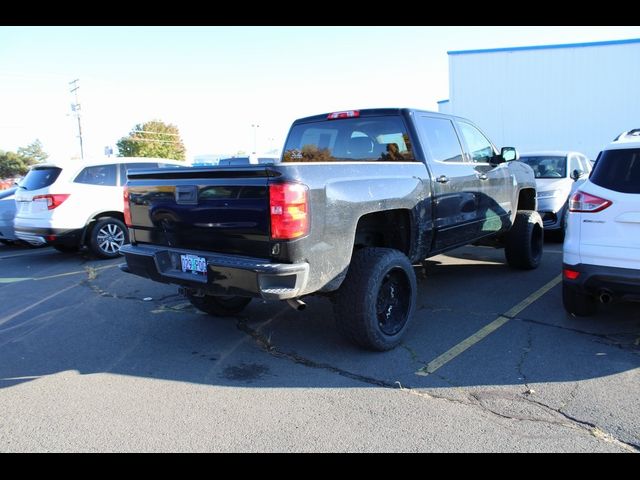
[14,226,82,247]
[120,243,309,300]
[563,262,640,302]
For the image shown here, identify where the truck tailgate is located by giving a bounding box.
[126,166,274,258]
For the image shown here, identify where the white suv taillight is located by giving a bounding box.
[32,194,70,210]
[569,191,612,213]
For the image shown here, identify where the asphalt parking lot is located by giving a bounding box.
[0,241,638,452]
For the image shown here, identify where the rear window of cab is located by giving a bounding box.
[282,116,415,163]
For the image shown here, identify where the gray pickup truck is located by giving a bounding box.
[120,108,541,350]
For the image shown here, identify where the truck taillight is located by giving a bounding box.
[569,191,612,213]
[123,186,132,226]
[32,194,69,210]
[269,183,308,240]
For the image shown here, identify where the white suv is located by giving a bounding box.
[14,157,184,258]
[563,130,640,315]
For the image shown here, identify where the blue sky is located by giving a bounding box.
[1,26,639,162]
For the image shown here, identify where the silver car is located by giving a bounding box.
[520,151,592,240]
[0,187,18,244]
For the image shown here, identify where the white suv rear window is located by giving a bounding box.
[590,148,640,194]
[20,167,62,190]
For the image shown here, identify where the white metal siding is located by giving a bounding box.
[448,42,640,159]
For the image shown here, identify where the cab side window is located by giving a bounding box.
[416,116,464,163]
[457,122,495,163]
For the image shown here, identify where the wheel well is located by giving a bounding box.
[92,211,125,223]
[82,211,125,244]
[517,188,536,211]
[354,210,411,255]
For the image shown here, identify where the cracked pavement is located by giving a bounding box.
[0,242,638,452]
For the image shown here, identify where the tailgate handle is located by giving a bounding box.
[175,186,198,204]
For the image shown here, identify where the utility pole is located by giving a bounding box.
[69,79,84,160]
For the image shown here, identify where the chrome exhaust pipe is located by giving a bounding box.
[599,290,613,304]
[286,298,306,311]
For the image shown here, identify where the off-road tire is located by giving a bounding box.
[505,210,544,269]
[333,247,417,351]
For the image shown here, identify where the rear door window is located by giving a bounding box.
[416,117,464,163]
[20,167,62,190]
[74,164,118,186]
[589,148,640,194]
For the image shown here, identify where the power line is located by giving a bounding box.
[126,138,181,144]
[131,130,181,137]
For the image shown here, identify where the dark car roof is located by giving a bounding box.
[292,108,471,125]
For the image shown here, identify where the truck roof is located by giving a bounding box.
[292,108,471,125]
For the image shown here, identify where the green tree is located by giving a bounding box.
[116,120,186,160]
[0,139,48,178]
[17,139,48,164]
[0,151,28,178]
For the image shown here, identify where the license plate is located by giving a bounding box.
[180,254,207,277]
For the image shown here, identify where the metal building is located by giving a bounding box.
[439,38,640,160]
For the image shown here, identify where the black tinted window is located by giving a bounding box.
[74,164,117,186]
[416,117,464,163]
[590,148,640,194]
[20,167,62,190]
[283,116,415,162]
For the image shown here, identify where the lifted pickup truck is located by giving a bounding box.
[120,108,541,350]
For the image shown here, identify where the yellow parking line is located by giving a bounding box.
[415,274,562,377]
[33,264,117,281]
[0,278,31,284]
[0,283,78,326]
[0,264,118,284]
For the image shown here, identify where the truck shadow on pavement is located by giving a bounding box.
[0,244,638,392]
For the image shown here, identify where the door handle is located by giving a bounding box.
[436,175,449,184]
[477,173,488,181]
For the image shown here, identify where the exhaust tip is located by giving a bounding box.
[599,290,613,304]
[286,298,306,311]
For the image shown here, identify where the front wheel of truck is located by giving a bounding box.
[186,293,252,317]
[504,210,544,270]
[333,247,417,351]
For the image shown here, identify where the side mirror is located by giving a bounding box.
[501,146,518,162]
[570,169,581,181]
